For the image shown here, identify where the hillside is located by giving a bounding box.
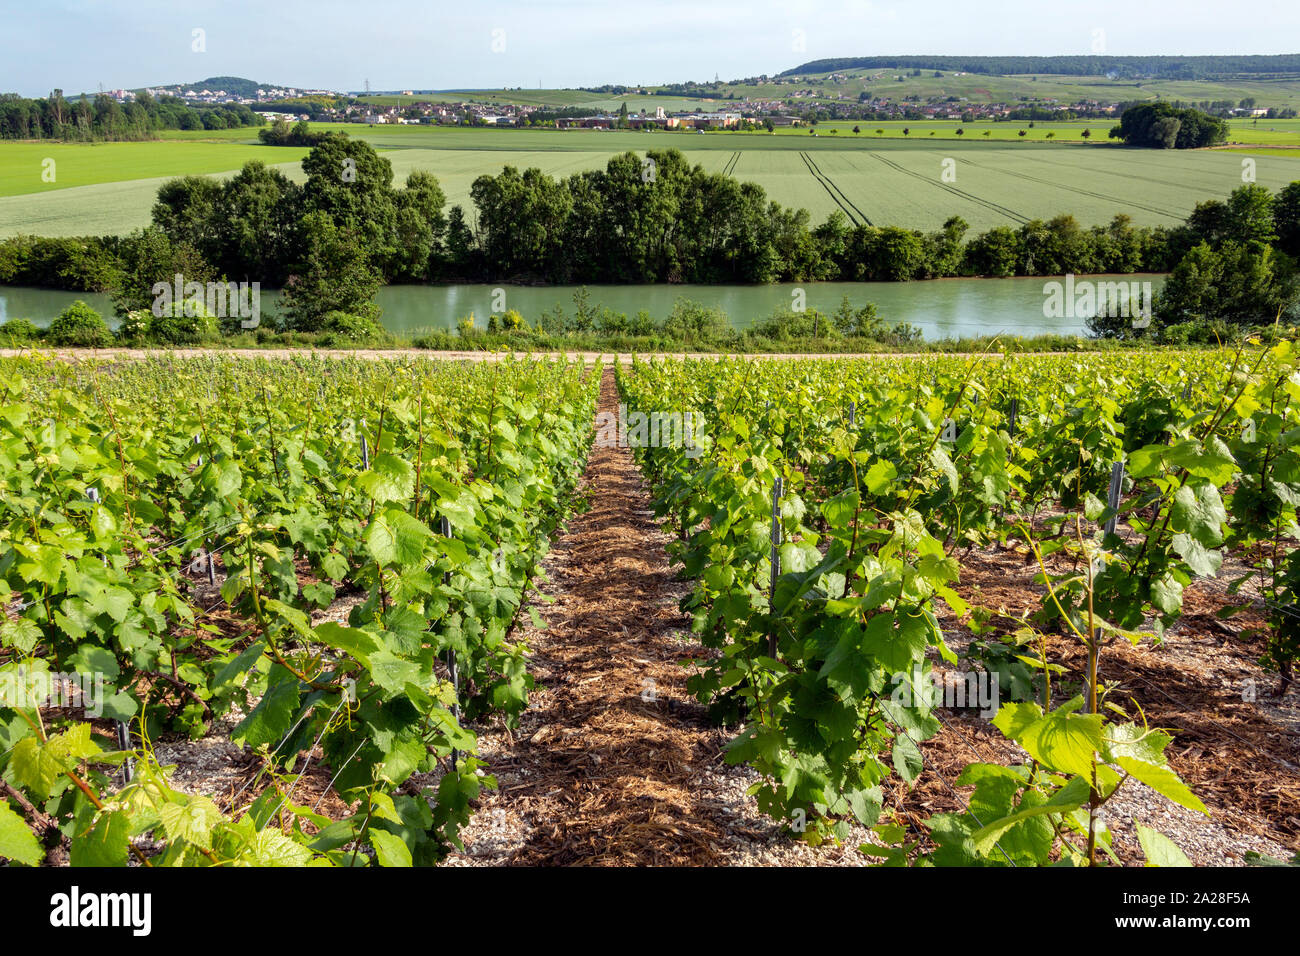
[780,54,1300,79]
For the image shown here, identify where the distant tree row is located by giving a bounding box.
[0,89,264,141]
[257,117,329,146]
[781,55,1300,80]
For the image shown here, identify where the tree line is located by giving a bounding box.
[1,134,1298,338]
[0,89,264,141]
[782,55,1300,80]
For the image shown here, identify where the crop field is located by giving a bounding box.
[0,141,311,198]
[1,348,1297,869]
[4,121,1300,237]
[708,69,1300,113]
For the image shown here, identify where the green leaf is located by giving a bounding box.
[1136,824,1193,867]
[0,802,43,865]
[366,650,422,695]
[365,508,433,568]
[356,454,415,504]
[1171,533,1222,577]
[995,702,1103,778]
[232,673,300,749]
[930,445,958,494]
[1114,756,1208,815]
[1170,482,1227,548]
[248,828,315,866]
[971,774,1091,855]
[865,459,898,495]
[70,810,131,867]
[369,829,413,867]
[158,796,224,851]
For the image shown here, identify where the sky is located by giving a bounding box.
[1,0,1297,98]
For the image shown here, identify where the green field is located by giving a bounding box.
[0,141,310,198]
[705,69,1300,113]
[4,121,1300,238]
[363,71,1300,114]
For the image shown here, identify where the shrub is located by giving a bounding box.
[751,307,838,340]
[145,299,218,345]
[457,313,477,337]
[46,301,111,347]
[661,299,729,344]
[321,310,384,342]
[115,309,152,342]
[0,318,40,344]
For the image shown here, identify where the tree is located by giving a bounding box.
[299,134,398,264]
[1274,181,1300,258]
[963,225,1019,276]
[1155,240,1297,330]
[281,211,383,331]
[151,175,226,266]
[471,164,574,279]
[1151,116,1181,148]
[1227,183,1278,245]
[111,226,215,316]
[388,170,447,281]
[1110,102,1228,148]
[217,161,303,284]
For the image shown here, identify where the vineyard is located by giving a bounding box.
[0,354,597,865]
[1,348,1299,867]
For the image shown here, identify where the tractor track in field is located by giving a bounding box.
[958,154,1187,220]
[721,150,741,177]
[799,151,872,226]
[1010,150,1235,196]
[866,150,1032,225]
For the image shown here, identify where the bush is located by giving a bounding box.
[751,307,839,340]
[0,318,40,344]
[486,309,528,333]
[457,313,477,337]
[661,299,729,344]
[141,299,218,345]
[115,309,152,342]
[321,310,384,342]
[47,301,111,347]
[1156,318,1240,346]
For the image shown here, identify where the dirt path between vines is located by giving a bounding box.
[444,365,868,866]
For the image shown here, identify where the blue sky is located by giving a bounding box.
[1,0,1297,97]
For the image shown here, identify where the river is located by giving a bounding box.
[0,274,1165,340]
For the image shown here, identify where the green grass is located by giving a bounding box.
[0,141,311,198]
[4,119,1300,238]
[707,69,1300,113]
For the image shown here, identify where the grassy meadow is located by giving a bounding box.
[3,118,1300,238]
